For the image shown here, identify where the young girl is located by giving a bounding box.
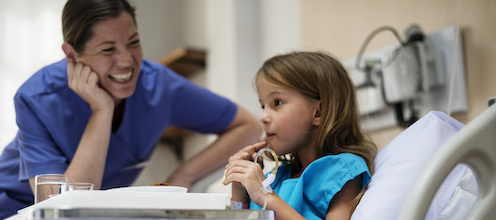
[223,51,377,220]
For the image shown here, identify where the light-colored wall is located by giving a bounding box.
[0,0,67,150]
[133,0,183,61]
[131,0,212,189]
[202,0,301,194]
[133,0,301,193]
[301,0,496,149]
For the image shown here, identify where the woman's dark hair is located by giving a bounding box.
[62,0,137,53]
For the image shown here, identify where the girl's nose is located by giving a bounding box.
[259,110,270,125]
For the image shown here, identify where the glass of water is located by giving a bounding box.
[66,182,94,191]
[35,174,68,203]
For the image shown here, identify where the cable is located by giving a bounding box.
[434,2,462,217]
[253,147,279,210]
[355,26,406,71]
[446,0,461,118]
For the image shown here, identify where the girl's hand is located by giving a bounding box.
[226,159,268,206]
[228,141,267,163]
[225,141,268,206]
[67,62,114,112]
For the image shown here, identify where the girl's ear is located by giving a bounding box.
[313,101,321,126]
[62,42,76,63]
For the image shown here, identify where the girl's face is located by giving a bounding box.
[256,76,320,160]
[74,12,143,102]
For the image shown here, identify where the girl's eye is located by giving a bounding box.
[260,105,265,110]
[274,100,282,106]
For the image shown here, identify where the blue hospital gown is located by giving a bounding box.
[250,153,371,219]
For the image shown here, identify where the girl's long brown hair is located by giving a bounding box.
[256,51,377,210]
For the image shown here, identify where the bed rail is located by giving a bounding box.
[399,101,496,220]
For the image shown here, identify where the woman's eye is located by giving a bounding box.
[101,48,114,53]
[130,40,140,47]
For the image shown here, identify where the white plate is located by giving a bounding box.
[106,186,188,193]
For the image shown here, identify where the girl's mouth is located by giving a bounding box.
[108,71,133,82]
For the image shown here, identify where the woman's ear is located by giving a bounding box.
[62,42,76,63]
[313,101,321,126]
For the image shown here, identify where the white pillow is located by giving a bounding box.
[352,111,467,220]
[437,168,477,219]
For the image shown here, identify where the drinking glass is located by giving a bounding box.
[66,182,94,191]
[35,174,68,203]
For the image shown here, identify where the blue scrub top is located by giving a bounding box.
[250,153,371,220]
[0,59,237,218]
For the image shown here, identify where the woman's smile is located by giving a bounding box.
[108,71,133,83]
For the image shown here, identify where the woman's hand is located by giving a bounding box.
[224,141,268,206]
[67,62,114,111]
[62,62,116,189]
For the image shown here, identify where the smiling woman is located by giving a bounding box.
[62,10,143,105]
[0,0,262,218]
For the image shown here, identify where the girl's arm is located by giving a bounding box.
[265,193,306,220]
[325,175,363,220]
[264,175,362,220]
[225,157,307,220]
[166,106,262,188]
[224,142,267,205]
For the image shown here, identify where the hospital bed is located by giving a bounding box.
[353,98,495,220]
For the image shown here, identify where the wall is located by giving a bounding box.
[301,0,496,149]
[131,0,210,188]
[0,0,66,151]
[133,0,302,193]
[133,0,183,61]
[202,0,301,194]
